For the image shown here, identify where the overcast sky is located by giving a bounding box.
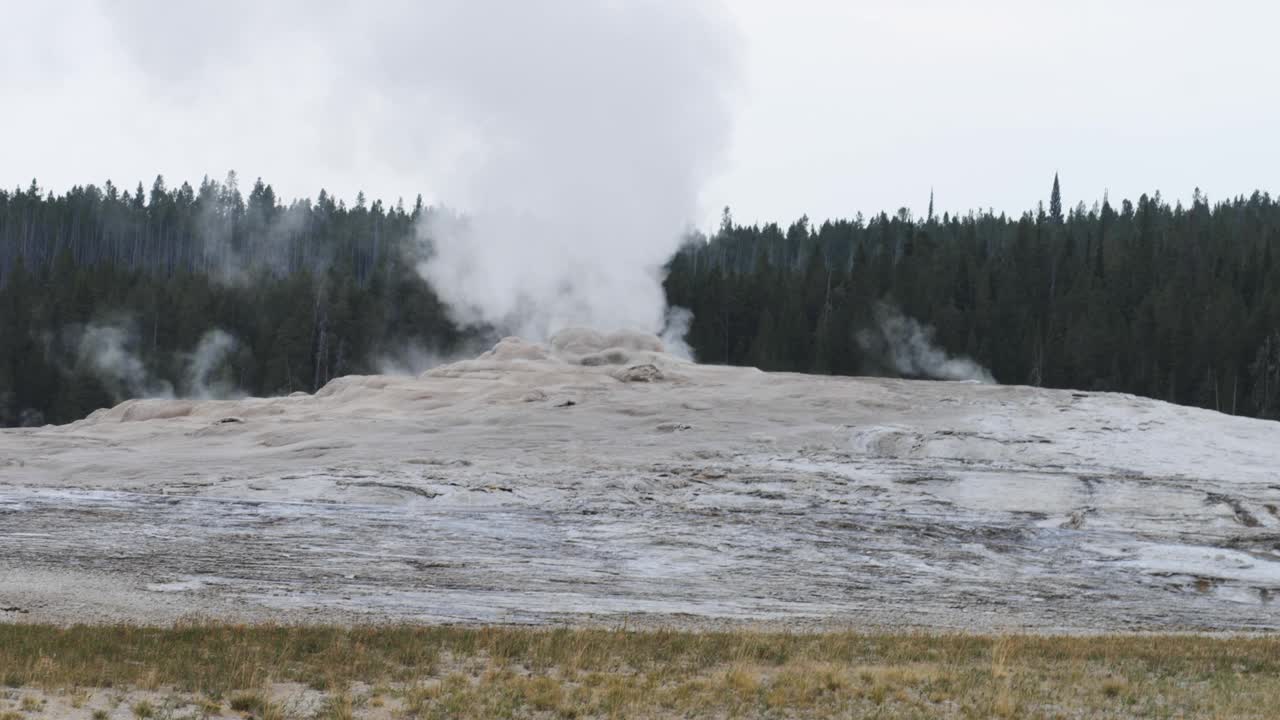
[3,0,1278,229]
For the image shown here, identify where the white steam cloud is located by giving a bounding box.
[73,322,174,400]
[857,303,995,384]
[68,320,243,401]
[659,306,696,361]
[184,329,240,399]
[72,1,740,348]
[411,1,740,342]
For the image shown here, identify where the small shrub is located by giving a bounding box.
[228,692,264,713]
[1102,676,1129,698]
[724,666,760,694]
[522,676,564,712]
[404,683,442,716]
[132,699,156,718]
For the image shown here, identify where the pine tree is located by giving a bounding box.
[1049,173,1064,225]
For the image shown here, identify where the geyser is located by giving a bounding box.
[412,1,741,343]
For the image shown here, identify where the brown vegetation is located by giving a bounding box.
[1,623,1277,718]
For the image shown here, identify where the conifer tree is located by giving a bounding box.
[1049,173,1064,225]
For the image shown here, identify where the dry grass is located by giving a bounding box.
[0,623,1278,718]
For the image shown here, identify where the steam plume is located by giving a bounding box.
[71,321,174,400]
[184,329,240,399]
[858,303,995,384]
[412,1,740,342]
[67,320,244,401]
[86,1,740,349]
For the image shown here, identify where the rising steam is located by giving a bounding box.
[412,1,740,342]
[68,319,243,401]
[72,322,173,400]
[92,0,741,346]
[857,303,995,384]
[184,329,240,399]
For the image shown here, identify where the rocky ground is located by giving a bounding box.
[3,329,1279,632]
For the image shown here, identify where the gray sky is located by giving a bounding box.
[3,0,1278,229]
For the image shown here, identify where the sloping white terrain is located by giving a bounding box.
[3,329,1280,631]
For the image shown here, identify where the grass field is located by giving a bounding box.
[0,623,1277,718]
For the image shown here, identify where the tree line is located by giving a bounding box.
[0,174,464,426]
[2,173,1278,426]
[665,177,1280,418]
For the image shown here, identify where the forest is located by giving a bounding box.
[2,173,1279,426]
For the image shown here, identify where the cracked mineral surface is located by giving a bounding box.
[2,329,1279,631]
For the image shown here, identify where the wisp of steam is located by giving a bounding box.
[72,321,173,401]
[857,303,995,384]
[69,319,242,402]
